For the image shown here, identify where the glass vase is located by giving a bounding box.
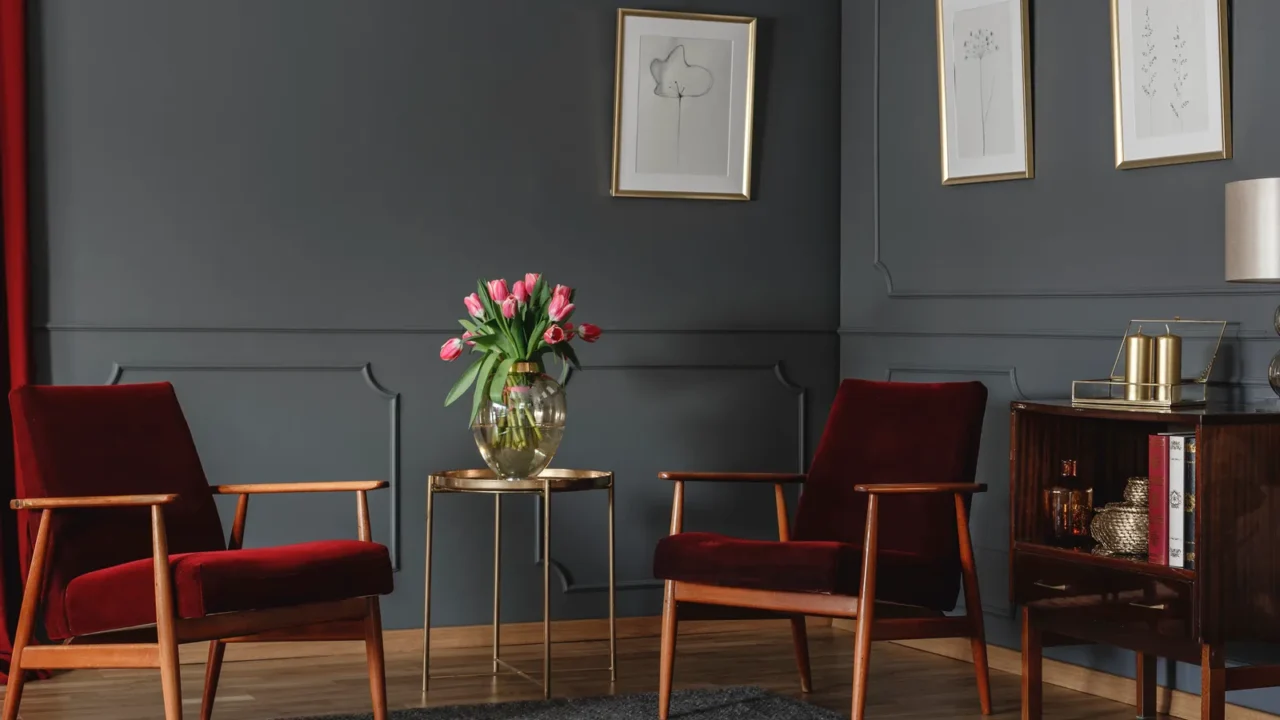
[472,361,567,481]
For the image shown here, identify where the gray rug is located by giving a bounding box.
[284,686,842,719]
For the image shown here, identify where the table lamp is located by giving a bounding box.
[1226,178,1280,396]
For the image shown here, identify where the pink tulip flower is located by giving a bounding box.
[487,279,509,303]
[577,323,602,343]
[501,296,517,319]
[562,322,576,340]
[548,293,575,322]
[524,273,540,291]
[464,293,485,319]
[543,324,567,345]
[553,284,572,300]
[462,330,476,346]
[511,280,530,303]
[440,338,464,361]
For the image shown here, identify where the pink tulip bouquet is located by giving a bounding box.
[441,273,601,426]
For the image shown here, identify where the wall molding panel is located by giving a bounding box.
[42,324,833,337]
[105,362,403,571]
[884,365,1029,401]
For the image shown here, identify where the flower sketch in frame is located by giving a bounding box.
[611,9,757,200]
[1111,0,1230,169]
[935,0,1033,185]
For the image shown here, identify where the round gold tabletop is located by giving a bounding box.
[428,468,613,493]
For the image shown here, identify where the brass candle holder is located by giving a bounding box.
[1072,319,1225,410]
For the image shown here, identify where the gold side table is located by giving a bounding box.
[421,468,616,699]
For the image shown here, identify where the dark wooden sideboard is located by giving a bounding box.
[1010,400,1280,720]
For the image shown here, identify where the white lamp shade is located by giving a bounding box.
[1226,178,1280,283]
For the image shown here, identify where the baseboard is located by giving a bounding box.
[828,620,1276,720]
[181,615,831,666]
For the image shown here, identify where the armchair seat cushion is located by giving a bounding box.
[60,539,393,638]
[653,532,959,611]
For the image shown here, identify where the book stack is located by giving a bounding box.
[1147,432,1197,569]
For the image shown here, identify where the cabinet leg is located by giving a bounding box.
[1021,607,1042,720]
[1201,645,1225,720]
[1137,652,1157,719]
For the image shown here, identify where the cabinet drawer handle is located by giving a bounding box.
[1033,581,1068,591]
[1129,602,1167,610]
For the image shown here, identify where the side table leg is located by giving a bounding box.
[608,483,617,682]
[421,481,434,695]
[1201,644,1225,720]
[493,494,502,674]
[1021,607,1042,720]
[542,484,552,699]
[1137,652,1157,719]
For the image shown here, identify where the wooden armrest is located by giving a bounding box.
[658,472,806,484]
[11,494,178,510]
[210,481,388,495]
[854,483,987,495]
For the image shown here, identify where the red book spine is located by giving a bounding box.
[1148,435,1170,565]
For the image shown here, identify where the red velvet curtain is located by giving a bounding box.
[0,0,32,682]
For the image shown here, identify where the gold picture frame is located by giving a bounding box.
[935,0,1034,186]
[1111,0,1231,170]
[610,9,757,200]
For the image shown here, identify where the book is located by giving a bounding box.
[1168,434,1190,568]
[1148,434,1170,565]
[1185,437,1197,570]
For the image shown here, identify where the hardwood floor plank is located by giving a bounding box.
[0,625,1167,719]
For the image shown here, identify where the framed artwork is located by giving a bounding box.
[935,0,1033,186]
[1111,0,1231,169]
[611,9,756,200]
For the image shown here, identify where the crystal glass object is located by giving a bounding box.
[472,362,567,481]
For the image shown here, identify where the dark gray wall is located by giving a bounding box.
[843,0,1280,712]
[31,0,840,631]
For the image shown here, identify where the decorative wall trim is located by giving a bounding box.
[842,325,1271,341]
[866,0,1272,300]
[884,365,1029,400]
[532,361,807,596]
[42,323,834,336]
[105,362,403,571]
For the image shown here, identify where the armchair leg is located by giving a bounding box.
[955,493,992,715]
[2,510,52,720]
[850,495,880,720]
[790,616,813,693]
[365,597,389,720]
[152,507,183,720]
[200,641,226,720]
[658,580,679,720]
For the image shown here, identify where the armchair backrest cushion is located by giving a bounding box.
[10,383,226,639]
[793,379,987,598]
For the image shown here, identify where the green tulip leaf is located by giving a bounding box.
[444,356,484,407]
[490,357,516,403]
[470,352,499,426]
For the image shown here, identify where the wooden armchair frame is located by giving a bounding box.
[3,481,391,720]
[656,473,991,720]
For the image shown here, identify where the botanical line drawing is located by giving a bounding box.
[650,45,714,168]
[1139,7,1158,134]
[1169,24,1189,131]
[960,27,999,155]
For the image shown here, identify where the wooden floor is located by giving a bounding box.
[2,625,1145,719]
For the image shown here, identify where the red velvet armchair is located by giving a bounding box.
[3,383,394,720]
[653,379,992,720]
